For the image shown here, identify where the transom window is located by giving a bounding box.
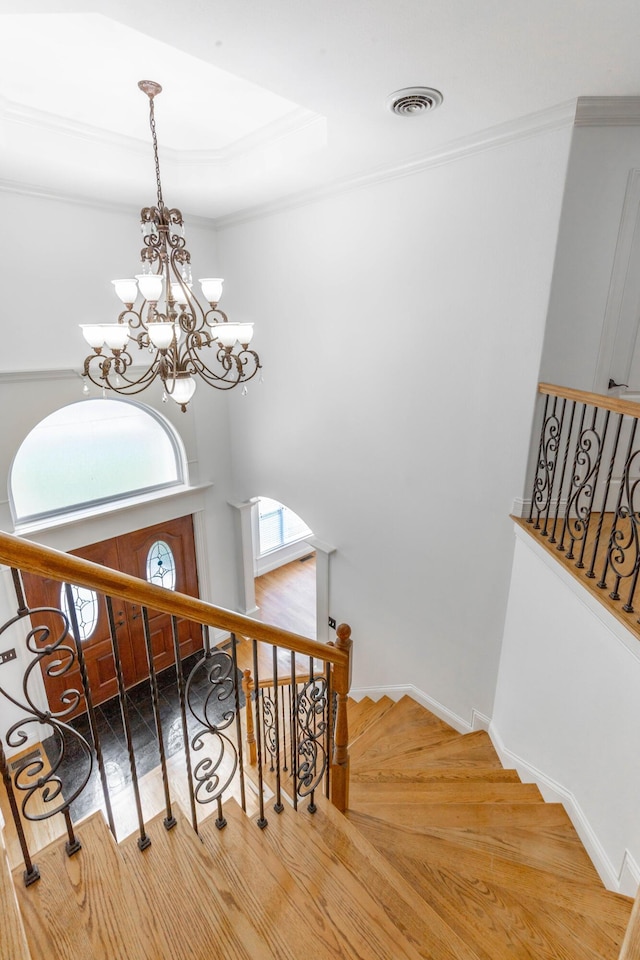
[10,399,187,525]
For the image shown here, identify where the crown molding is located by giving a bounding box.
[575,96,640,126]
[0,177,218,228]
[214,99,577,228]
[0,95,322,166]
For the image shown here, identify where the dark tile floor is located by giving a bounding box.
[44,649,244,823]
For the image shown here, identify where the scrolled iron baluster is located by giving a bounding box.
[185,645,240,830]
[549,400,576,544]
[607,448,640,609]
[295,668,328,811]
[587,412,624,579]
[0,580,93,861]
[599,419,639,591]
[564,407,602,561]
[530,395,561,530]
[263,685,277,773]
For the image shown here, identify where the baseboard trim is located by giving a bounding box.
[489,721,638,894]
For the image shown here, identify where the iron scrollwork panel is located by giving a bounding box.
[0,604,93,822]
[607,448,640,604]
[294,676,328,798]
[185,649,239,805]
[531,407,562,525]
[563,422,603,558]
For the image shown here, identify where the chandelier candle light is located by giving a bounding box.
[81,80,260,411]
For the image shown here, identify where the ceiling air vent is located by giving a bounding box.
[386,87,443,117]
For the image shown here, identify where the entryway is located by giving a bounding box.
[21,515,201,715]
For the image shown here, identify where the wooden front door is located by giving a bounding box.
[22,515,200,716]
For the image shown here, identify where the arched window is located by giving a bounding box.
[257,497,312,555]
[10,399,187,525]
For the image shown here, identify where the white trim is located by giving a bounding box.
[215,100,576,228]
[255,538,315,576]
[0,100,576,230]
[13,483,212,538]
[489,721,638,894]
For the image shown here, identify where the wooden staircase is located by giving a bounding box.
[1,694,636,959]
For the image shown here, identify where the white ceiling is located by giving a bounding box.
[2,0,640,220]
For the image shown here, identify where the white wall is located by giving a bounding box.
[493,525,640,893]
[219,125,572,723]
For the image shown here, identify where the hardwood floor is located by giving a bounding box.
[2,694,635,959]
[255,554,316,639]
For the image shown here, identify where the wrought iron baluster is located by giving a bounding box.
[559,402,587,553]
[230,633,247,814]
[598,418,638,592]
[324,660,332,800]
[171,615,198,833]
[105,597,150,851]
[272,647,283,814]
[587,412,624,578]
[576,407,610,569]
[549,400,576,544]
[290,651,298,812]
[281,681,288,773]
[63,583,116,839]
[141,606,175,830]
[2,570,92,866]
[308,656,317,813]
[529,392,552,527]
[542,397,567,538]
[251,640,268,829]
[186,639,240,830]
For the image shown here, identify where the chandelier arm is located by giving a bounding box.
[184,347,262,391]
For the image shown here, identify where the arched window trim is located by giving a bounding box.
[9,398,190,529]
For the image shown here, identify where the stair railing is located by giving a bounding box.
[524,382,640,634]
[0,529,352,885]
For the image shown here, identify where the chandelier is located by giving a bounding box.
[81,80,261,412]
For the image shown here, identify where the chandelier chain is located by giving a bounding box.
[148,96,164,210]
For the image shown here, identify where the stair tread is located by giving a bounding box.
[285,793,483,960]
[351,764,523,783]
[350,696,460,768]
[349,780,543,804]
[200,797,425,960]
[354,730,504,775]
[348,801,601,882]
[120,806,266,960]
[348,695,395,744]
[349,808,632,928]
[208,798,429,960]
[350,808,630,959]
[12,811,149,960]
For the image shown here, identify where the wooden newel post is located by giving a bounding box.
[330,623,352,814]
[242,668,257,765]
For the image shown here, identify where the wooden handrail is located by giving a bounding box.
[0,530,347,668]
[539,382,640,419]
